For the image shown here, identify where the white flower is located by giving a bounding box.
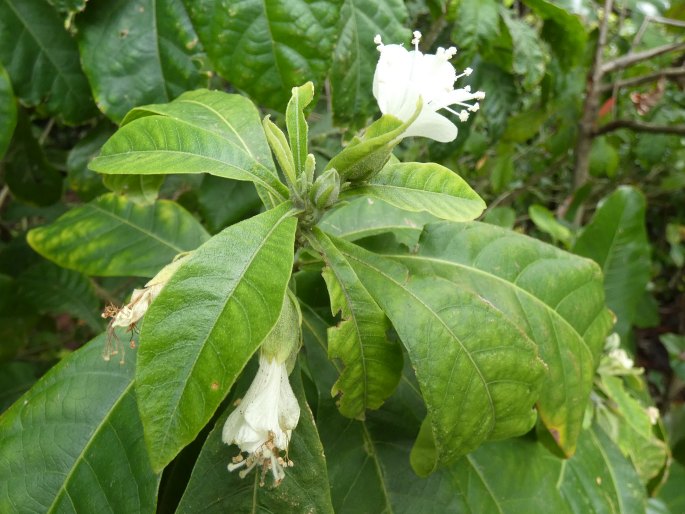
[646,406,659,425]
[108,283,164,329]
[608,348,634,370]
[222,354,300,486]
[372,30,485,142]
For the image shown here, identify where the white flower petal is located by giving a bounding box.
[402,109,458,142]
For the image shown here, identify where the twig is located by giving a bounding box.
[573,0,614,195]
[601,42,685,74]
[602,67,685,92]
[594,119,685,136]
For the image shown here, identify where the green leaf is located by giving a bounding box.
[0,63,16,160]
[314,228,403,419]
[186,0,341,111]
[77,0,208,122]
[561,425,646,513]
[522,0,587,69]
[589,136,620,178]
[529,204,573,247]
[27,193,209,277]
[196,175,261,234]
[177,368,334,513]
[302,326,468,514]
[389,221,613,456]
[500,9,547,89]
[0,361,37,412]
[503,108,548,143]
[318,197,437,247]
[90,89,288,203]
[573,186,650,340]
[326,114,407,181]
[136,203,297,471]
[0,332,160,512]
[487,143,516,193]
[3,112,63,206]
[331,0,409,127]
[66,122,113,201]
[0,0,96,123]
[102,174,165,205]
[47,0,87,14]
[342,162,486,222]
[331,237,545,471]
[286,81,315,174]
[448,437,570,513]
[16,261,103,330]
[451,0,500,59]
[658,460,685,514]
[477,64,517,140]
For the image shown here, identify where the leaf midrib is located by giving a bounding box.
[394,254,593,355]
[156,209,294,463]
[47,381,136,513]
[339,247,496,441]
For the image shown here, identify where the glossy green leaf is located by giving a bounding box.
[573,186,650,340]
[561,426,646,513]
[319,197,436,247]
[16,261,103,330]
[332,237,546,471]
[186,0,340,111]
[522,0,587,69]
[314,228,402,419]
[330,0,409,127]
[342,162,486,222]
[77,0,207,122]
[529,204,573,247]
[27,193,209,277]
[302,311,465,513]
[500,9,547,89]
[0,63,16,160]
[477,64,517,140]
[286,81,314,174]
[451,0,500,59]
[3,113,63,206]
[177,368,334,513]
[389,221,613,456]
[448,437,570,513]
[136,203,297,471]
[0,0,96,123]
[90,89,288,202]
[0,332,160,512]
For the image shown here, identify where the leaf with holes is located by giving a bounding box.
[77,0,208,122]
[0,0,96,123]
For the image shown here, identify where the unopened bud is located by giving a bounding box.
[310,168,340,210]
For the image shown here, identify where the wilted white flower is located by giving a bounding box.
[108,283,164,329]
[372,30,485,142]
[223,354,300,486]
[608,348,634,370]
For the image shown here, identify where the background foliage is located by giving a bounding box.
[1,0,684,512]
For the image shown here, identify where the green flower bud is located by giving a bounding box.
[260,291,301,365]
[310,168,340,210]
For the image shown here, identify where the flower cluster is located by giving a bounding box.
[373,30,485,142]
[222,354,300,486]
